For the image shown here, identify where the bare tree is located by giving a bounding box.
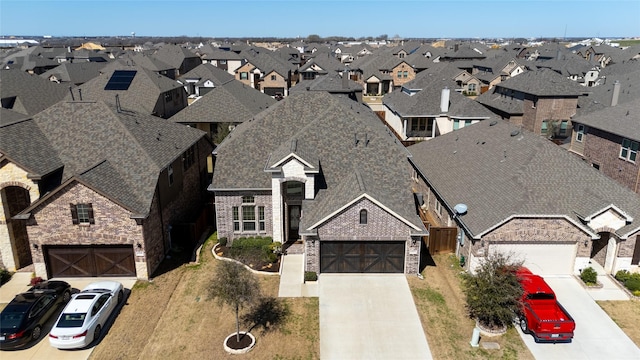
[208,261,261,342]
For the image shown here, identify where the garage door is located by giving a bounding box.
[264,87,284,96]
[45,246,136,278]
[320,241,405,273]
[490,243,576,275]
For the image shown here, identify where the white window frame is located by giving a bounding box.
[620,138,638,163]
[435,201,442,216]
[576,124,584,142]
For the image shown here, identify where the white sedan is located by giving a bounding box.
[49,280,124,349]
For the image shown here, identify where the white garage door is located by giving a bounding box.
[490,243,576,275]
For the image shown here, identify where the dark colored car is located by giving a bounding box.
[0,280,72,350]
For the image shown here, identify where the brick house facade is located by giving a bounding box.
[569,100,640,195]
[0,101,213,279]
[211,92,427,275]
[409,118,640,275]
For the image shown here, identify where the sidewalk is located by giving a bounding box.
[277,253,317,297]
[584,261,629,301]
[0,272,32,303]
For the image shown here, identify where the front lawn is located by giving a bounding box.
[407,254,534,360]
[597,300,640,347]
[90,234,319,360]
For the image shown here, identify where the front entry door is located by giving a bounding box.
[288,205,300,242]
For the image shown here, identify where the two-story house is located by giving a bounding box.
[67,60,189,119]
[569,96,640,194]
[0,101,213,278]
[382,79,493,144]
[476,68,585,139]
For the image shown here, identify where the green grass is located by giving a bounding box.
[617,39,640,47]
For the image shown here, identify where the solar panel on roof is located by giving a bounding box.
[104,70,137,90]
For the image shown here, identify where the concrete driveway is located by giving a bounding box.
[0,275,137,360]
[319,274,432,360]
[517,276,640,360]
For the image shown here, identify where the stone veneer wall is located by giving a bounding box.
[478,217,591,257]
[306,197,420,274]
[28,182,144,279]
[0,161,41,271]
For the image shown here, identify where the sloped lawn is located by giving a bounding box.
[407,253,534,360]
[90,235,319,360]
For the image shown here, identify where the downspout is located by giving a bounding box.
[155,184,167,255]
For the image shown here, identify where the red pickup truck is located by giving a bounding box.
[516,268,575,343]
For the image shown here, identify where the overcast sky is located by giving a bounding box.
[1,0,639,39]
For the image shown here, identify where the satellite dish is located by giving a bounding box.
[454,203,468,215]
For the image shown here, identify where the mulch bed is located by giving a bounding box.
[214,245,280,273]
[226,333,253,350]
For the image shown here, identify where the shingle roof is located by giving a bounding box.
[178,63,234,85]
[408,119,640,238]
[576,60,640,115]
[0,117,64,177]
[0,69,70,116]
[290,73,363,93]
[491,68,586,97]
[39,61,107,85]
[20,100,207,215]
[68,60,184,115]
[384,78,493,119]
[240,49,294,78]
[169,79,275,124]
[153,44,200,69]
[572,98,640,141]
[212,92,424,231]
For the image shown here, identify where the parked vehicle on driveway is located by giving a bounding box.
[516,268,575,343]
[0,280,72,350]
[49,280,124,349]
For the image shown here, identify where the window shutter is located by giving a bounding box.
[88,204,95,224]
[70,204,79,225]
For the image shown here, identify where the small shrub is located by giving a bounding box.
[633,290,640,297]
[624,277,640,292]
[30,276,43,286]
[304,271,318,282]
[0,267,13,286]
[230,237,278,264]
[580,267,598,285]
[218,237,228,247]
[615,270,632,283]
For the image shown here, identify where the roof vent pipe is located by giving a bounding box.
[440,87,450,113]
[78,88,82,101]
[611,81,620,107]
[69,86,75,101]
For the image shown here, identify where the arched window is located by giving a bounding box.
[359,209,368,224]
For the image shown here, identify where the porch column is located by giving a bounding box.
[271,177,283,243]
[403,118,408,139]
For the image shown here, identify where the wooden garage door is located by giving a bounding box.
[320,241,405,273]
[45,246,136,278]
